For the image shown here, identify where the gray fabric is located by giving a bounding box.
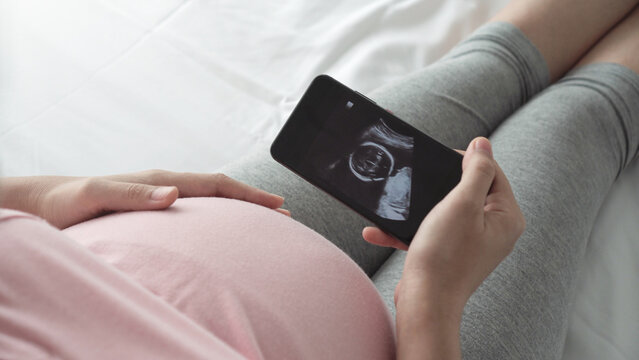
[368,22,549,150]
[220,22,547,277]
[375,62,639,359]
[371,20,553,314]
[458,63,639,359]
[222,22,639,358]
[372,26,639,359]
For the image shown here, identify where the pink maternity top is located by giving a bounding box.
[0,198,395,359]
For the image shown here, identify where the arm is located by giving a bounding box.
[364,137,525,359]
[395,281,463,360]
[0,176,60,217]
[0,170,287,229]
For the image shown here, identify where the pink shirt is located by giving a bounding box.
[0,198,395,359]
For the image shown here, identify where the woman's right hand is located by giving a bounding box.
[363,137,525,359]
[0,170,287,229]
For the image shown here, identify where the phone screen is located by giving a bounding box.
[271,75,462,244]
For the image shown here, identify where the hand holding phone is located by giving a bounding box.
[374,137,525,358]
[271,75,463,245]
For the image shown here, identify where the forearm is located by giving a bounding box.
[0,176,74,215]
[0,177,39,213]
[396,277,464,360]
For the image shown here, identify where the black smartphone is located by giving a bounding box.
[271,75,463,245]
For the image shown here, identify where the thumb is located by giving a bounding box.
[90,179,178,212]
[456,137,496,207]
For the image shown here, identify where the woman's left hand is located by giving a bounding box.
[0,170,287,229]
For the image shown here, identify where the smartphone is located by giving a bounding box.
[271,75,463,245]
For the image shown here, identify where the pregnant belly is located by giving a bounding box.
[64,197,395,359]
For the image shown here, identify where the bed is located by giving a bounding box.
[1,0,637,358]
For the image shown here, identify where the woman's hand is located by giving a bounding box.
[0,170,287,229]
[363,137,525,359]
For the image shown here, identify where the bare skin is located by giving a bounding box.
[577,4,639,74]
[0,170,289,229]
[491,0,639,81]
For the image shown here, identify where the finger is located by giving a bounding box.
[275,208,291,217]
[394,280,402,306]
[362,227,409,251]
[456,137,496,207]
[484,161,518,210]
[484,163,526,238]
[209,174,285,209]
[85,179,178,213]
[163,173,284,209]
[107,171,285,209]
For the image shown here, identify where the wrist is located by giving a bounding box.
[396,295,463,360]
[396,282,464,333]
[395,274,465,359]
[398,272,468,317]
[0,177,48,215]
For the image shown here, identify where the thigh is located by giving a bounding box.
[471,64,638,358]
[375,62,639,358]
[222,22,549,276]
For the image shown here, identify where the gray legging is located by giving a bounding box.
[220,22,639,359]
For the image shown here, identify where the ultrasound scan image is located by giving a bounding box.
[307,116,415,221]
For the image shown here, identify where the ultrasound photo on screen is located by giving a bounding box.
[305,115,415,221]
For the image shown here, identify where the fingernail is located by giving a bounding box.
[473,137,493,157]
[151,187,174,201]
[273,194,285,203]
[276,208,291,217]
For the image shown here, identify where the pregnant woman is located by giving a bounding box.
[1,0,638,358]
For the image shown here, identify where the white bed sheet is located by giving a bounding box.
[1,1,637,358]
